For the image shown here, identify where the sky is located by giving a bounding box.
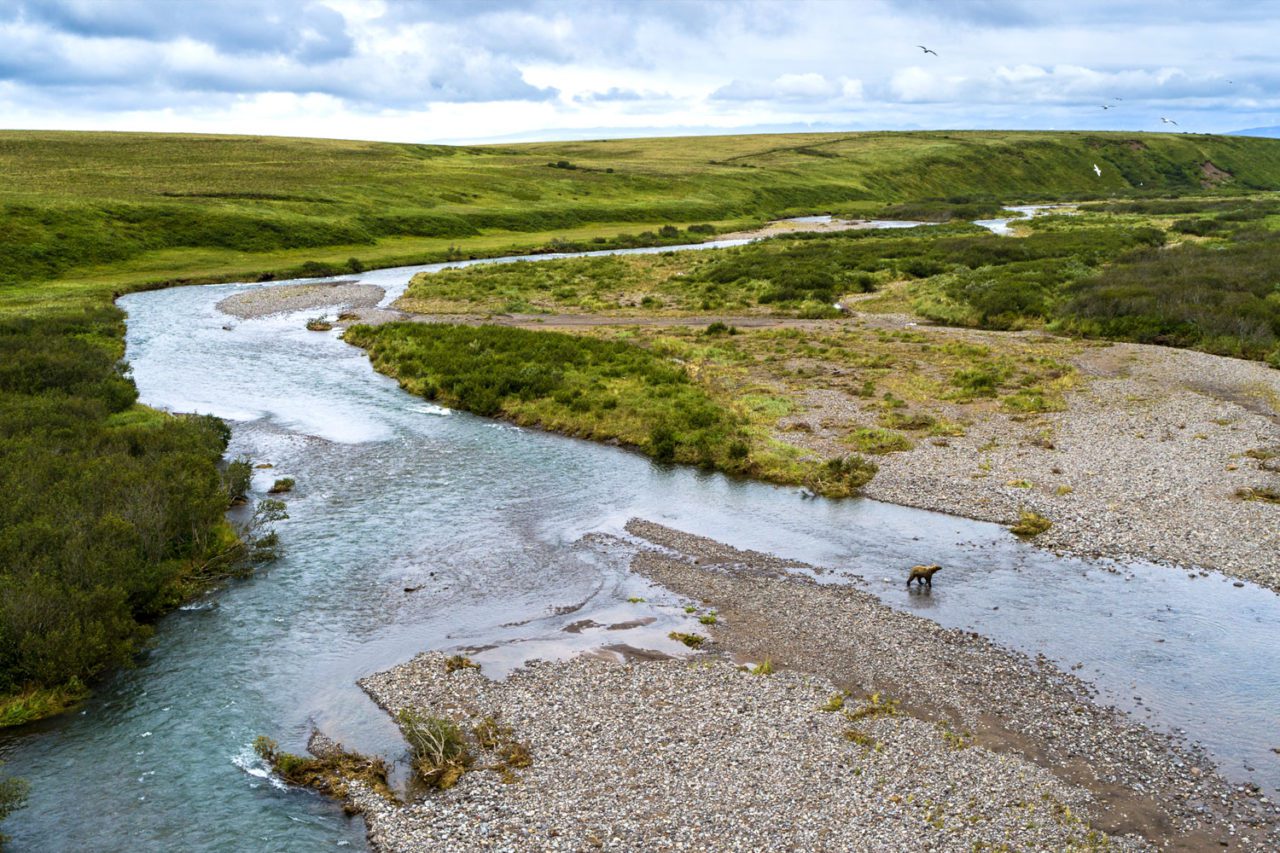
[0,0,1277,143]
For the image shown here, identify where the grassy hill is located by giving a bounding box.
[5,129,1280,308]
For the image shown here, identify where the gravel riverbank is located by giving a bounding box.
[328,521,1277,851]
[857,339,1280,590]
[354,654,1132,852]
[217,282,385,319]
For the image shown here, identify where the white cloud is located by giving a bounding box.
[712,73,863,103]
[0,0,1276,141]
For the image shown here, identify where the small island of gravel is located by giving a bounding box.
[218,281,386,320]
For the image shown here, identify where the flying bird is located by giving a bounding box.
[1093,164,1102,177]
[1160,117,1178,126]
[917,45,938,56]
[1100,104,1113,110]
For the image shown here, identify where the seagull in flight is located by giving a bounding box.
[1160,117,1178,126]
[917,44,938,56]
[1093,164,1102,177]
[1100,104,1113,110]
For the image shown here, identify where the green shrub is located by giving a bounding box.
[0,309,235,717]
[804,455,878,496]
[222,457,253,505]
[268,477,294,494]
[1057,235,1280,360]
[345,324,752,475]
[669,631,705,649]
[253,736,394,801]
[0,761,29,843]
[951,367,1003,397]
[444,655,480,673]
[1171,218,1229,236]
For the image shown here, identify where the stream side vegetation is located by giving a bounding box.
[397,201,1280,366]
[0,307,280,727]
[344,323,877,495]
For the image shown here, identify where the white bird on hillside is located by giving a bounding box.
[917,44,938,56]
[1160,117,1178,126]
[1093,164,1102,177]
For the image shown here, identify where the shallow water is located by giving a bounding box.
[974,203,1071,235]
[3,235,1279,852]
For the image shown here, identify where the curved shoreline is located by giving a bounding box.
[344,304,1280,592]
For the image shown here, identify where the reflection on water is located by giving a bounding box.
[2,236,1277,852]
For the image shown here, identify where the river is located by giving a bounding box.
[2,222,1278,851]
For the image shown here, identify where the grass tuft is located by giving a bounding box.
[444,655,481,673]
[669,631,705,649]
[397,710,472,790]
[1010,510,1054,537]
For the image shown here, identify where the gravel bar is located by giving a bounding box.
[355,655,1138,852]
[216,282,385,319]
[321,520,1278,851]
[860,340,1280,590]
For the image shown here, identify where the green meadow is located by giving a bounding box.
[6,129,1280,307]
[3,128,1280,725]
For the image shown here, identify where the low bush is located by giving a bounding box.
[669,632,705,649]
[345,324,753,475]
[268,477,295,494]
[397,710,472,790]
[253,736,394,802]
[803,455,879,496]
[847,427,913,454]
[0,761,28,843]
[1057,234,1280,361]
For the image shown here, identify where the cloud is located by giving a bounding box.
[574,87,665,103]
[9,0,353,60]
[885,0,1044,28]
[0,0,1277,141]
[0,5,557,106]
[712,73,862,103]
[888,62,1258,108]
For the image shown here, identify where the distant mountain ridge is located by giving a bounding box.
[1229,127,1280,138]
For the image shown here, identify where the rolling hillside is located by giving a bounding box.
[4,129,1280,307]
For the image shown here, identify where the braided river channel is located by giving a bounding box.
[3,226,1279,851]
